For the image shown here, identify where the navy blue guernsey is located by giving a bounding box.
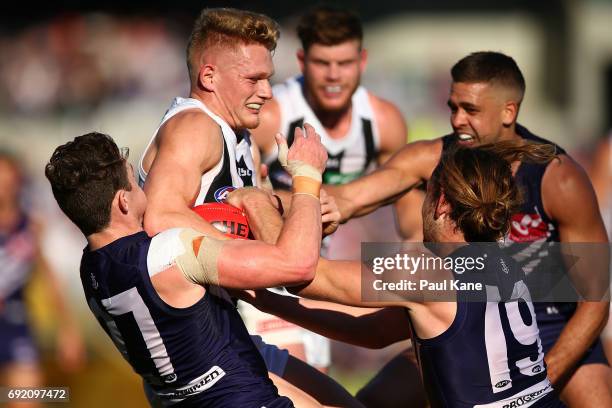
[412,245,561,408]
[442,126,575,322]
[80,231,293,408]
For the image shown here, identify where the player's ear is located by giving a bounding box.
[199,64,215,92]
[359,48,368,73]
[502,100,519,127]
[435,191,451,219]
[117,190,129,214]
[297,49,305,72]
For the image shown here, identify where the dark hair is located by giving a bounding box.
[451,51,526,102]
[45,132,131,236]
[187,8,280,83]
[297,5,363,51]
[429,140,556,241]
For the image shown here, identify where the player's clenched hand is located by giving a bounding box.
[276,123,327,175]
[226,187,275,211]
[321,188,340,237]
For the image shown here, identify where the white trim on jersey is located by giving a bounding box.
[147,229,186,277]
[138,97,257,204]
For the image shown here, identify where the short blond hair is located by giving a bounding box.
[187,8,280,82]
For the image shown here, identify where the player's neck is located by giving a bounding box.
[315,106,353,138]
[499,123,521,142]
[190,91,239,130]
[307,96,353,138]
[87,222,144,251]
[498,124,525,174]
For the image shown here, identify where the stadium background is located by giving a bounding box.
[1,1,611,406]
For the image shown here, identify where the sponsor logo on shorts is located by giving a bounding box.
[214,186,236,203]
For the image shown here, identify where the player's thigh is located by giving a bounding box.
[1,362,43,408]
[356,348,428,408]
[560,363,611,407]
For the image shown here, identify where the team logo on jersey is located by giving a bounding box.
[90,273,98,290]
[495,380,511,389]
[509,213,551,242]
[236,156,253,186]
[214,186,236,203]
[163,373,177,383]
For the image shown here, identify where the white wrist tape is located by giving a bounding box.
[175,228,224,286]
[277,137,322,198]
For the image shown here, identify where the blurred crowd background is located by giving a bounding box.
[1,1,611,406]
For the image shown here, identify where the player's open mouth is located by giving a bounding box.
[325,85,342,94]
[322,86,344,99]
[246,103,262,112]
[457,133,474,142]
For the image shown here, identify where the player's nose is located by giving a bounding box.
[450,110,467,129]
[326,63,340,81]
[258,79,273,100]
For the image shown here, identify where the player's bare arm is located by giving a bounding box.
[237,289,411,349]
[329,138,442,222]
[292,250,454,307]
[143,110,228,239]
[225,186,283,244]
[541,154,610,388]
[171,123,327,290]
[371,93,425,241]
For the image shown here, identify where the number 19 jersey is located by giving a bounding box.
[412,246,563,408]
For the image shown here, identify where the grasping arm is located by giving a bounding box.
[178,124,328,289]
[372,95,424,241]
[541,154,610,389]
[329,138,442,222]
[236,289,411,349]
[143,111,228,239]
